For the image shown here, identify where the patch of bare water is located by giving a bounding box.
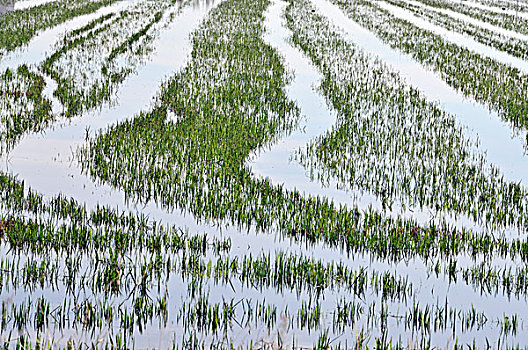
[0,2,13,14]
[14,0,56,10]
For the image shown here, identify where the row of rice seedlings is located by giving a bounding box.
[160,288,526,347]
[328,0,528,134]
[174,249,528,302]
[411,0,528,35]
[0,64,53,153]
[40,0,186,117]
[0,0,122,56]
[207,252,412,300]
[0,294,169,337]
[179,294,498,343]
[0,169,167,231]
[1,243,521,347]
[0,220,412,299]
[0,291,514,347]
[5,211,528,305]
[0,214,231,259]
[383,0,528,60]
[460,261,528,298]
[285,0,528,231]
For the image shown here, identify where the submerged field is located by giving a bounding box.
[1,0,528,348]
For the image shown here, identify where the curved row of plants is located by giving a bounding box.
[329,0,528,134]
[287,0,528,230]
[0,0,125,155]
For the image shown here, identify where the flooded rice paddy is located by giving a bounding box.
[1,0,528,348]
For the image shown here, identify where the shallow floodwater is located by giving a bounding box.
[1,0,528,346]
